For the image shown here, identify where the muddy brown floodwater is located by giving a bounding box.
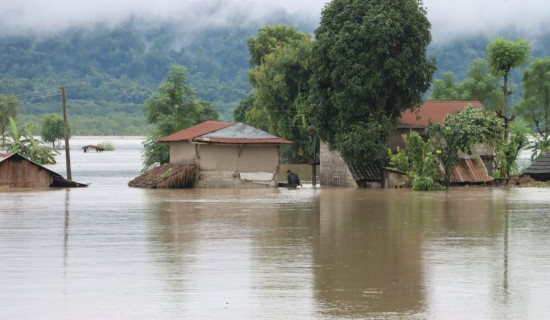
[1,137,549,319]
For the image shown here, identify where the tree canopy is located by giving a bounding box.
[40,113,68,148]
[243,25,313,163]
[487,37,530,139]
[430,58,503,110]
[308,0,436,164]
[142,65,219,171]
[0,94,19,146]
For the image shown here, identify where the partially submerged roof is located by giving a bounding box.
[400,101,485,128]
[158,121,293,145]
[443,156,492,184]
[348,162,382,182]
[524,152,550,180]
[0,153,88,188]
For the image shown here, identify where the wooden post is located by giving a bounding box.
[309,126,317,188]
[312,134,317,188]
[60,86,72,180]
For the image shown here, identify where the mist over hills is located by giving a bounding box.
[1,3,549,135]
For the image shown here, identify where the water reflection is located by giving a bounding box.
[314,189,425,318]
[2,138,550,319]
[143,188,319,318]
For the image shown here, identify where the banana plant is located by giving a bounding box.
[3,117,59,164]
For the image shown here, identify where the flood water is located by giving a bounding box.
[1,137,550,319]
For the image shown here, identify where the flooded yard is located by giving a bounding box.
[1,137,550,319]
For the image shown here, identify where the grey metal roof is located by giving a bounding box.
[202,123,278,139]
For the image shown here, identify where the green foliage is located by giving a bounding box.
[0,94,19,146]
[97,141,114,151]
[517,58,550,141]
[428,105,503,186]
[142,65,219,171]
[487,37,531,139]
[388,146,409,173]
[430,72,461,101]
[233,92,255,123]
[308,0,436,164]
[495,120,530,176]
[244,25,313,164]
[387,131,441,191]
[2,117,59,164]
[40,113,68,148]
[430,58,504,112]
[487,38,531,77]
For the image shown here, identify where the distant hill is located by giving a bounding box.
[1,15,549,135]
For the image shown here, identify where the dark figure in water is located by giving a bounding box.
[287,170,302,187]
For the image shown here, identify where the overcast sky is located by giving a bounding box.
[1,0,548,43]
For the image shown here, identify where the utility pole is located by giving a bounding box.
[60,86,72,180]
[309,126,317,188]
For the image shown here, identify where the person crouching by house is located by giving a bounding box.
[287,170,302,188]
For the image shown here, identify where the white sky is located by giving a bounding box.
[0,0,548,42]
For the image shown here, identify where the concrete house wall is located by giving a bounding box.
[169,142,281,188]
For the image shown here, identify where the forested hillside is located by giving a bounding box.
[1,15,549,135]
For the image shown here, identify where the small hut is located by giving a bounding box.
[0,153,87,188]
[524,152,550,181]
[151,121,292,188]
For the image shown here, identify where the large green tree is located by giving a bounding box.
[308,0,436,165]
[142,65,218,170]
[0,94,19,147]
[516,58,550,159]
[487,37,530,140]
[40,113,68,148]
[244,25,313,163]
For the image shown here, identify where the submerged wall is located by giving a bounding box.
[0,158,52,188]
[319,142,358,188]
[169,142,281,188]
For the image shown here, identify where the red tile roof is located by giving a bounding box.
[400,101,485,128]
[158,121,235,142]
[158,121,292,145]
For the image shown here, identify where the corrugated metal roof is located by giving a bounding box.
[525,152,550,174]
[158,121,235,142]
[158,121,292,145]
[348,162,382,181]
[193,137,292,145]
[442,156,492,183]
[400,101,485,128]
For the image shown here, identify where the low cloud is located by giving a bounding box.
[425,0,550,42]
[0,0,548,43]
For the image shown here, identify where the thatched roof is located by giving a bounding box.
[128,164,196,188]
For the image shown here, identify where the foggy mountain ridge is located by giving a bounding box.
[1,4,550,134]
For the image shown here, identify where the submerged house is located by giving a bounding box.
[320,101,494,188]
[0,152,87,188]
[524,152,550,181]
[157,121,292,188]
